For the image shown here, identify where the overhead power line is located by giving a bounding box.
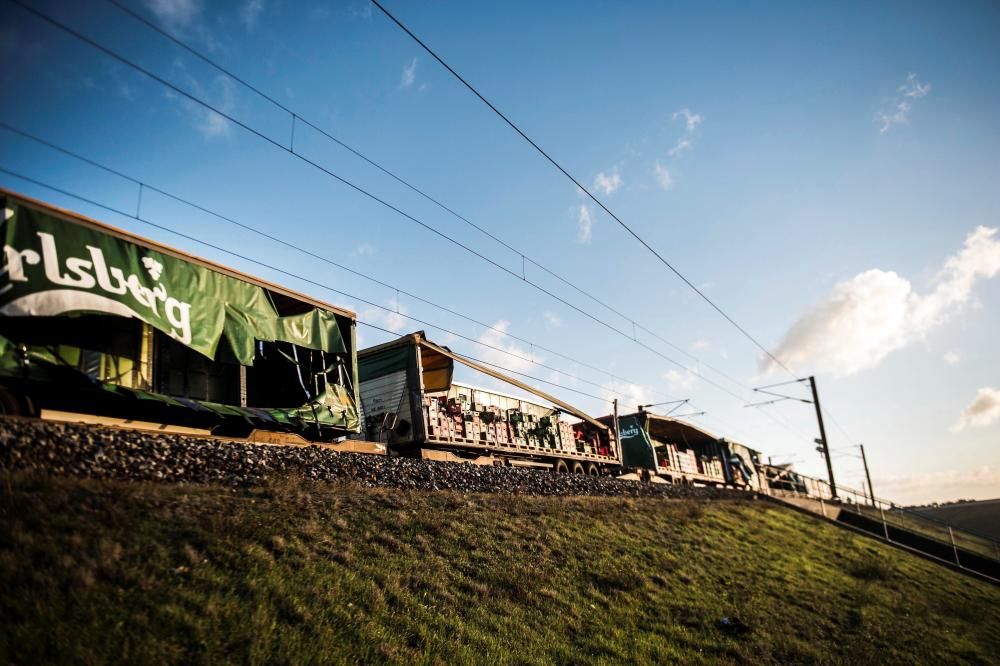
[0,121,620,390]
[98,0,750,397]
[0,164,658,411]
[369,0,799,379]
[6,0,754,407]
[356,319,641,410]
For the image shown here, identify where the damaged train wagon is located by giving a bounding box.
[607,408,765,489]
[355,331,620,473]
[0,188,370,447]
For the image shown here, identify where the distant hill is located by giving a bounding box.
[909,498,1000,541]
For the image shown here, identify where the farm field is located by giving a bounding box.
[910,499,1000,541]
[2,473,999,665]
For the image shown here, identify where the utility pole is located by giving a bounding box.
[860,443,875,507]
[809,375,838,500]
[612,398,621,461]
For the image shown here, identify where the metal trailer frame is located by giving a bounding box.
[356,331,620,471]
[0,188,367,445]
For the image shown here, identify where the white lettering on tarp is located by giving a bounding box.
[39,232,95,288]
[1,246,40,283]
[620,424,641,439]
[87,245,128,295]
[0,230,194,344]
[165,298,192,344]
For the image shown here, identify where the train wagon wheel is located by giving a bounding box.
[586,463,600,477]
[571,461,586,475]
[553,459,570,474]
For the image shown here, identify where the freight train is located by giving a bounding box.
[0,189,828,495]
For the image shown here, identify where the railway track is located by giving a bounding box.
[0,416,747,500]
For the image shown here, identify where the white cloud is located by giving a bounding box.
[667,138,691,158]
[953,387,1000,431]
[653,162,673,190]
[901,72,931,99]
[196,76,235,137]
[667,109,702,157]
[354,242,376,257]
[690,339,710,352]
[240,0,265,30]
[361,299,410,334]
[664,368,698,392]
[943,350,961,365]
[645,107,702,189]
[600,382,652,412]
[169,60,236,138]
[543,311,561,328]
[766,226,1000,376]
[878,73,931,134]
[147,0,200,28]
[673,108,703,133]
[575,204,593,244]
[478,320,541,375]
[876,466,1000,505]
[593,167,622,195]
[400,57,417,89]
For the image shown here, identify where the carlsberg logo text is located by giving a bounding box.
[620,424,641,439]
[2,231,193,344]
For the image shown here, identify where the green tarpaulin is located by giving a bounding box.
[617,413,657,470]
[0,201,345,365]
[0,332,360,432]
[358,345,411,382]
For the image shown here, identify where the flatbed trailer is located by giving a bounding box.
[355,332,620,473]
[0,188,364,443]
[606,409,764,489]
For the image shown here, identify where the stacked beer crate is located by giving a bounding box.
[701,456,724,480]
[507,409,527,447]
[557,421,575,452]
[675,448,700,476]
[424,396,465,441]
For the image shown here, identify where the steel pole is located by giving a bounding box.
[860,444,875,507]
[809,375,838,499]
[612,398,621,462]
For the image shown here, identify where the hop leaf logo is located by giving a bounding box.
[142,256,164,281]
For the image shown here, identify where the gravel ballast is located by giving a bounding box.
[0,417,748,499]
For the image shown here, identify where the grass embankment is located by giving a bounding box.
[2,474,998,664]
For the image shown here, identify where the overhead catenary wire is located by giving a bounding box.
[356,319,640,411]
[5,0,756,407]
[97,0,751,397]
[369,0,800,380]
[0,121,626,391]
[0,165,658,413]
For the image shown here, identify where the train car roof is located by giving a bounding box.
[641,411,719,446]
[600,410,759,454]
[1,188,357,321]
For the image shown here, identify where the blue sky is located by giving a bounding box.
[2,0,999,503]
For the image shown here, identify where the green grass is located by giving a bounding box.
[1,473,998,665]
